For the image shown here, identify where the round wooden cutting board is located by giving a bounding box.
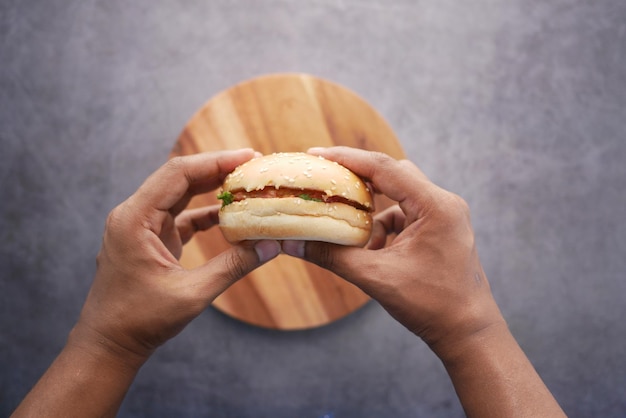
[171,73,405,330]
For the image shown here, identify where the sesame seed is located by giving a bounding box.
[330,179,337,185]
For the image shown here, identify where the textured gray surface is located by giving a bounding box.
[1,1,625,417]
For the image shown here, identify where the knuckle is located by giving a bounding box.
[437,192,475,247]
[105,201,142,232]
[398,159,414,169]
[370,151,395,167]
[433,190,470,221]
[165,156,185,171]
[222,250,248,282]
[105,204,125,231]
[95,248,105,268]
[164,156,195,185]
[451,193,471,217]
[311,243,336,270]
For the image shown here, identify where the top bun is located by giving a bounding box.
[222,152,372,209]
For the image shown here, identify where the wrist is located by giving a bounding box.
[11,322,149,417]
[430,316,566,417]
[67,321,152,375]
[425,297,508,365]
[431,319,510,367]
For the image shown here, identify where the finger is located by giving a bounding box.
[281,240,371,286]
[307,146,429,204]
[175,205,221,245]
[191,240,281,301]
[130,149,256,219]
[367,205,406,250]
[281,240,385,299]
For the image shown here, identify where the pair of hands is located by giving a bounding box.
[74,146,503,365]
[15,146,566,418]
[12,148,564,418]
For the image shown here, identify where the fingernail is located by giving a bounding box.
[254,240,281,263]
[282,240,305,258]
[306,147,326,155]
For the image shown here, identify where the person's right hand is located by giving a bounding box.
[282,146,505,356]
[283,147,568,417]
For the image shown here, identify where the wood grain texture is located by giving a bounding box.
[170,73,405,330]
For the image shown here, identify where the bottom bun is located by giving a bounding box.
[219,198,373,246]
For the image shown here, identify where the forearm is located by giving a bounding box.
[12,324,146,418]
[438,322,566,418]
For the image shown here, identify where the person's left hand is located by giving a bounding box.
[70,149,281,364]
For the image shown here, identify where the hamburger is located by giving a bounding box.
[217,152,373,246]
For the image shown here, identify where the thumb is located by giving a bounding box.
[282,240,371,289]
[192,240,281,300]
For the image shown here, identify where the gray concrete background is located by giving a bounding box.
[1,1,625,417]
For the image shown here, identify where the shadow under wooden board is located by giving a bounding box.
[170,73,405,330]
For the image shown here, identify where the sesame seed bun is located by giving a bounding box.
[218,152,373,246]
